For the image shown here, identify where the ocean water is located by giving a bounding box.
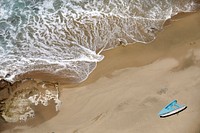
[0,0,199,122]
[0,0,198,82]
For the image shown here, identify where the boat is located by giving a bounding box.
[158,100,187,117]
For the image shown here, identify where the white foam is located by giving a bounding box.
[28,89,62,110]
[43,0,54,10]
[0,0,198,82]
[2,81,61,122]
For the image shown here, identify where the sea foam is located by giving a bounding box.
[1,79,61,122]
[0,0,198,83]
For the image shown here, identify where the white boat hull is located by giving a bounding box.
[159,106,187,117]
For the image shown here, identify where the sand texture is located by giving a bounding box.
[1,12,200,133]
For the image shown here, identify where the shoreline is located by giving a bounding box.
[4,11,199,85]
[77,11,200,87]
[1,11,200,133]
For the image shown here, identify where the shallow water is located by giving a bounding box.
[0,79,61,123]
[0,0,199,122]
[0,0,198,82]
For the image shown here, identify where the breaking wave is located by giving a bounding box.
[0,0,198,82]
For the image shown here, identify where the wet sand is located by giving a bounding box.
[1,12,200,133]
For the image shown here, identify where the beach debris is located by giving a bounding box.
[5,73,11,78]
[158,100,187,118]
[117,38,128,47]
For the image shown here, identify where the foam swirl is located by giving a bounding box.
[0,0,198,82]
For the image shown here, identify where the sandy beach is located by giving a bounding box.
[1,11,200,133]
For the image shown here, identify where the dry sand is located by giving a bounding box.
[1,12,200,133]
